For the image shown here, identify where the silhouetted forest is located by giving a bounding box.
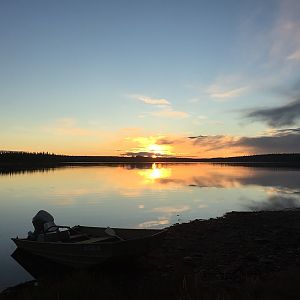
[1,151,300,166]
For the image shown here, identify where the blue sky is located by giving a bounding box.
[1,0,300,156]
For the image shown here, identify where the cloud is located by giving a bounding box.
[216,1,300,105]
[245,98,300,127]
[122,151,171,157]
[237,128,300,153]
[156,138,176,145]
[131,94,170,105]
[275,128,300,134]
[272,1,300,63]
[243,0,300,66]
[150,108,189,118]
[188,128,300,154]
[188,135,239,151]
[287,49,300,61]
[129,93,189,119]
[205,73,250,100]
[207,85,248,100]
[156,137,185,145]
[188,135,206,139]
[121,135,175,157]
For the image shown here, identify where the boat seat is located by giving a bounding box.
[43,230,70,242]
[69,233,89,240]
[75,236,113,244]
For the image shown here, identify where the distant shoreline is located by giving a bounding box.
[1,152,300,168]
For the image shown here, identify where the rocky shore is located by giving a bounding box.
[151,210,300,282]
[2,210,300,299]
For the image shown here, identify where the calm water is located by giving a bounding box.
[1,163,300,289]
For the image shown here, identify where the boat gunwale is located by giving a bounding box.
[11,227,168,246]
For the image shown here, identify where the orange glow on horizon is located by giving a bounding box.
[120,134,251,158]
[125,136,175,157]
[6,129,252,158]
[147,143,172,156]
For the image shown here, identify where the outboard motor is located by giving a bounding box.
[29,210,58,240]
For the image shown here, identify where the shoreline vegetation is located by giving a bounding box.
[2,209,300,299]
[1,151,300,167]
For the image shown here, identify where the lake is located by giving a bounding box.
[1,163,300,290]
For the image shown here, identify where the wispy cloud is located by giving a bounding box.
[201,1,300,107]
[156,137,185,145]
[270,1,300,63]
[237,128,300,153]
[188,128,300,154]
[239,1,300,67]
[110,128,300,158]
[130,94,170,105]
[287,49,300,61]
[245,98,300,127]
[188,134,240,152]
[129,93,189,119]
[150,108,189,118]
[205,73,250,101]
[207,85,249,100]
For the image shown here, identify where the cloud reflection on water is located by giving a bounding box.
[138,218,170,228]
[246,195,300,211]
[2,163,300,230]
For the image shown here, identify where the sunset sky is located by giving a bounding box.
[1,0,300,157]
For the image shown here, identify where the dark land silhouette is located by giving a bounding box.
[1,151,300,178]
[1,151,300,166]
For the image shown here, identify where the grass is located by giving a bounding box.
[2,267,300,300]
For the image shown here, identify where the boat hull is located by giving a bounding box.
[12,226,166,268]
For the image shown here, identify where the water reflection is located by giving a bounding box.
[0,166,58,176]
[138,163,172,182]
[2,162,299,192]
[246,195,300,211]
[1,163,300,215]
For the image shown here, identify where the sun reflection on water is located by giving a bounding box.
[138,163,171,182]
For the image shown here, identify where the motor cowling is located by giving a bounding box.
[32,210,56,234]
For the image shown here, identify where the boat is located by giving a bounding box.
[11,211,167,268]
[12,225,167,268]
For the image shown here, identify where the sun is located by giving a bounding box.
[148,144,163,154]
[147,143,172,157]
[127,136,174,157]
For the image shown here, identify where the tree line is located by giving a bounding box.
[1,151,300,165]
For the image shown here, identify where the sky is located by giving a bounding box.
[1,0,300,157]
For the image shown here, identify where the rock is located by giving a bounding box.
[259,257,274,264]
[244,252,258,262]
[183,256,195,265]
